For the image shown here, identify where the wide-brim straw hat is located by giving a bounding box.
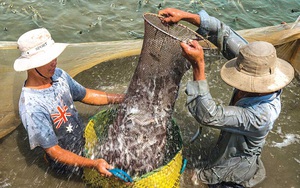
[220,41,294,93]
[14,28,68,71]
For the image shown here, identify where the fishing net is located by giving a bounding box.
[83,13,209,187]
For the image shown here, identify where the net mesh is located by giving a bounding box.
[83,13,210,187]
[143,13,210,45]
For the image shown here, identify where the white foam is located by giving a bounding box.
[129,107,139,114]
[294,158,300,164]
[271,133,300,148]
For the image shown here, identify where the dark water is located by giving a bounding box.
[0,0,299,187]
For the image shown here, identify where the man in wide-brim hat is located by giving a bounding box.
[159,8,294,188]
[182,40,294,188]
[14,28,124,178]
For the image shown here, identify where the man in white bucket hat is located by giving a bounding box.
[14,28,124,178]
[159,8,294,188]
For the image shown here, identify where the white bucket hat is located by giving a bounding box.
[14,28,68,71]
[220,41,294,93]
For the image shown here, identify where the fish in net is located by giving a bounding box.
[91,13,210,178]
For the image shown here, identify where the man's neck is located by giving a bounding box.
[25,75,53,89]
[232,90,274,105]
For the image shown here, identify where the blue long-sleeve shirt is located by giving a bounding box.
[185,10,282,187]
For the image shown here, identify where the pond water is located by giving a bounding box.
[0,0,299,188]
[1,55,299,187]
[0,0,299,43]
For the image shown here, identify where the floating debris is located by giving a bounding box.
[158,3,162,9]
[21,6,30,15]
[128,30,144,39]
[233,16,239,22]
[28,5,43,20]
[228,0,246,13]
[59,0,67,5]
[189,127,202,143]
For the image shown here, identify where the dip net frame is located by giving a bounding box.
[83,13,210,187]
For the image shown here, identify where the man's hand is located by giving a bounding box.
[94,159,113,176]
[158,8,200,26]
[158,8,186,24]
[180,40,206,81]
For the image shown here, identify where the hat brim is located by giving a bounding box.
[220,57,294,93]
[14,43,68,71]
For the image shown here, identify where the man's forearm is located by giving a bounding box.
[106,93,124,104]
[182,12,201,27]
[82,88,124,105]
[45,145,97,169]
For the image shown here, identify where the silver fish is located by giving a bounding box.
[94,13,207,177]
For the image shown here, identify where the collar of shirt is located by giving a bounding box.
[234,89,282,108]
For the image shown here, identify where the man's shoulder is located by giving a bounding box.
[54,67,65,77]
[53,68,73,82]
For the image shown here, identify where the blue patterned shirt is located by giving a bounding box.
[19,68,86,156]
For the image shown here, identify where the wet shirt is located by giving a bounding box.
[186,81,281,187]
[196,10,248,60]
[19,68,86,156]
[185,10,282,187]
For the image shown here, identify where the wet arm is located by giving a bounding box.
[81,88,124,105]
[45,145,112,176]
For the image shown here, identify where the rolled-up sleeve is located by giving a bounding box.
[196,10,248,60]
